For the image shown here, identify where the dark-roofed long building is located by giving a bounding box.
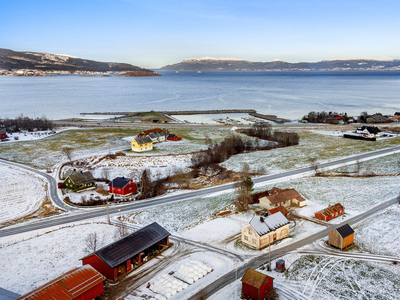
[329,224,355,250]
[81,222,170,280]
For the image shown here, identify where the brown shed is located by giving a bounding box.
[329,224,354,250]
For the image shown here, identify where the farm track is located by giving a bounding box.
[297,239,400,264]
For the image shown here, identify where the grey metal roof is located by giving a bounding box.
[336,224,354,238]
[67,171,95,185]
[108,177,130,189]
[134,136,152,145]
[249,212,289,236]
[92,222,170,268]
[0,287,20,300]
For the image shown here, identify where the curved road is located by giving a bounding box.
[1,145,399,238]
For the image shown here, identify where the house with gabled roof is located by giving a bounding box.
[315,203,345,221]
[131,136,153,152]
[16,265,105,300]
[241,268,274,300]
[356,126,381,138]
[329,223,354,250]
[241,212,289,250]
[138,128,166,143]
[81,222,170,281]
[109,177,137,196]
[64,170,96,192]
[259,187,306,210]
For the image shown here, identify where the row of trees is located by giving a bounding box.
[240,122,299,147]
[1,115,54,131]
[302,111,349,124]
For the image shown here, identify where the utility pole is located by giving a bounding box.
[106,199,110,224]
[268,235,271,271]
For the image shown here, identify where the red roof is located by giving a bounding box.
[317,203,344,217]
[269,205,289,216]
[17,265,105,300]
[140,128,163,135]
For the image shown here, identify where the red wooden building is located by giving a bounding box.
[166,134,182,141]
[16,265,105,300]
[275,259,285,272]
[108,177,137,196]
[315,203,345,221]
[269,205,289,217]
[82,222,170,281]
[241,268,274,300]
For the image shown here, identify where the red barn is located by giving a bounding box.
[241,268,274,300]
[166,134,182,141]
[109,177,137,196]
[82,222,170,281]
[16,265,105,300]
[315,203,345,221]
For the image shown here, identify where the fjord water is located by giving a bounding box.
[1,71,399,120]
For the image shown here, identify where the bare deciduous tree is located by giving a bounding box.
[62,146,74,163]
[234,163,254,211]
[308,157,319,175]
[114,222,131,241]
[84,232,102,253]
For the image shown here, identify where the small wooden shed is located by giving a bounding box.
[241,268,274,300]
[275,259,285,272]
[329,224,354,250]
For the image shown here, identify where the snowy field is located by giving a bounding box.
[222,129,400,175]
[0,222,116,295]
[75,152,194,182]
[0,163,47,224]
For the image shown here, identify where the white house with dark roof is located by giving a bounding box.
[241,212,290,250]
[356,126,381,138]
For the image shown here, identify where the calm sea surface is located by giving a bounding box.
[1,71,399,120]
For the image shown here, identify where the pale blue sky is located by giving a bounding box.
[1,0,399,68]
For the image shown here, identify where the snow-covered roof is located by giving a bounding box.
[249,212,289,236]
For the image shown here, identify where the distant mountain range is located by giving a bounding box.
[160,57,400,71]
[0,48,159,75]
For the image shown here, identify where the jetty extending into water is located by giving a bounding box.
[81,109,257,116]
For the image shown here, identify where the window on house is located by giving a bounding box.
[252,239,256,245]
[248,228,252,235]
[244,236,248,241]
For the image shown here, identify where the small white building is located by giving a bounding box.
[241,212,290,250]
[356,126,381,138]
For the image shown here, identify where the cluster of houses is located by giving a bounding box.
[63,170,138,197]
[240,186,355,299]
[131,128,182,152]
[241,223,354,300]
[241,187,350,251]
[16,222,171,300]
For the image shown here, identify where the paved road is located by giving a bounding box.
[1,145,400,237]
[187,195,400,300]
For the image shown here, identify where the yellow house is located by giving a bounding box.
[259,187,306,210]
[241,212,290,250]
[131,136,153,152]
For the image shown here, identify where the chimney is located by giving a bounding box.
[260,216,264,222]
